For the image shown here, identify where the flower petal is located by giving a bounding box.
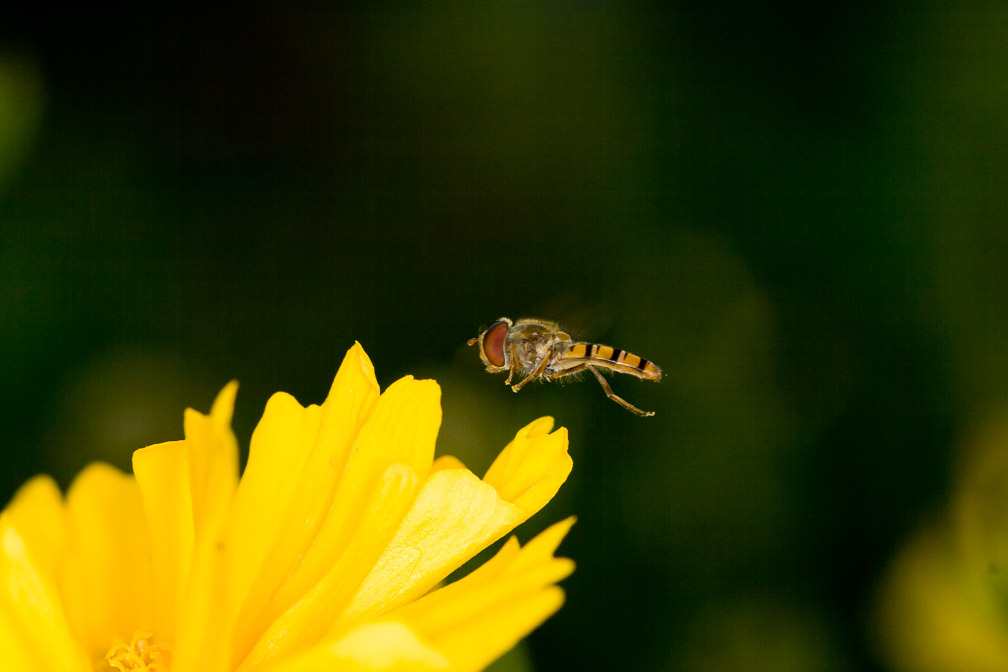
[874,529,1008,672]
[430,456,466,472]
[338,469,522,623]
[132,439,194,643]
[235,465,423,671]
[235,375,441,670]
[169,383,241,672]
[310,518,574,672]
[0,607,36,672]
[227,344,380,658]
[0,515,87,672]
[482,417,571,518]
[131,381,239,650]
[390,518,575,672]
[269,622,450,672]
[182,380,240,540]
[252,376,440,618]
[4,475,67,579]
[59,463,152,659]
[338,418,570,623]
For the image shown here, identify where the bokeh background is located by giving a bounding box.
[3,5,1008,671]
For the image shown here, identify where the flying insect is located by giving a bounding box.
[468,317,661,417]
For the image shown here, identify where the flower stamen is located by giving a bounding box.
[104,631,172,672]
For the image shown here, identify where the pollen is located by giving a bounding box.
[104,631,172,672]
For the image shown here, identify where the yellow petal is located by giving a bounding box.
[0,607,36,672]
[169,530,231,672]
[171,384,242,672]
[4,475,67,579]
[132,383,240,650]
[227,344,380,658]
[430,455,466,472]
[0,515,87,672]
[339,469,522,623]
[182,380,240,540]
[224,394,325,622]
[312,519,574,672]
[394,518,575,632]
[338,418,570,624]
[441,587,566,672]
[132,439,194,642]
[270,622,450,672]
[392,518,575,672]
[241,376,440,637]
[237,463,423,671]
[482,417,571,519]
[499,514,574,571]
[875,530,1008,672]
[59,463,152,659]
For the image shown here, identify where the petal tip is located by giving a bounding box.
[211,380,240,425]
[342,342,379,389]
[521,417,556,437]
[386,375,443,404]
[546,515,577,544]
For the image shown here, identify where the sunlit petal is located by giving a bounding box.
[271,622,450,672]
[0,517,87,671]
[60,463,152,659]
[341,418,571,623]
[226,343,380,654]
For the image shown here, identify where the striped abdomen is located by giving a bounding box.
[561,343,662,381]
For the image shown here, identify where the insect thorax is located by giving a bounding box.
[507,323,566,373]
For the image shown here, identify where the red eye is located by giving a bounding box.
[482,320,509,367]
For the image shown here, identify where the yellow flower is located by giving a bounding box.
[873,414,1008,672]
[0,343,574,672]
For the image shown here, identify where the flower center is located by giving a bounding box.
[104,631,172,672]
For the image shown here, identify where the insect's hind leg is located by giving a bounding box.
[583,365,655,417]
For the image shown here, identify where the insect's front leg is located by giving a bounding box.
[511,354,551,393]
[504,343,520,385]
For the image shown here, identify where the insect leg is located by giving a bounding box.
[504,343,520,385]
[584,365,655,417]
[511,355,551,393]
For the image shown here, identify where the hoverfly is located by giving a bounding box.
[468,317,662,417]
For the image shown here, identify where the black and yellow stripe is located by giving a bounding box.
[564,343,662,380]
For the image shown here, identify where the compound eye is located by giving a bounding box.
[482,320,509,367]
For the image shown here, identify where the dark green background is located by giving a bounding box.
[2,5,1006,671]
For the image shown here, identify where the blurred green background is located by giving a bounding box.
[2,5,1007,671]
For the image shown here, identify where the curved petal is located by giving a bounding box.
[250,376,440,618]
[59,463,152,659]
[227,344,380,657]
[430,455,466,472]
[339,418,570,623]
[182,380,240,540]
[236,376,441,670]
[0,515,88,672]
[482,417,571,518]
[338,469,522,623]
[0,607,36,672]
[132,439,194,643]
[236,463,424,671]
[875,530,1008,672]
[389,518,575,672]
[223,395,323,599]
[4,475,67,579]
[270,622,450,672]
[314,518,574,672]
[170,383,242,672]
[131,381,239,650]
